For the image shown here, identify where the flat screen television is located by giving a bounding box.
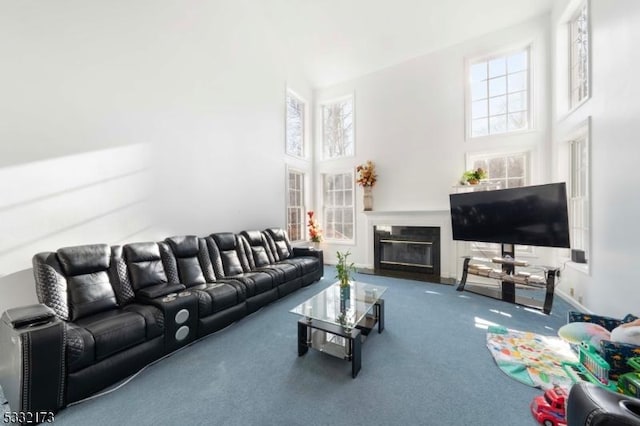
[449,182,571,248]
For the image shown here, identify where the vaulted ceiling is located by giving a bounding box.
[257,0,554,87]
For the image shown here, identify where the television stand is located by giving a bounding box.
[456,244,558,314]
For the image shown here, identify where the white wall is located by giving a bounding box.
[0,0,312,313]
[551,0,640,317]
[314,15,552,271]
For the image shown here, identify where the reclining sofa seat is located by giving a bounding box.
[33,244,165,404]
[206,233,277,313]
[164,236,247,335]
[263,228,323,286]
[239,230,303,298]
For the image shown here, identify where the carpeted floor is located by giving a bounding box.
[16,267,575,425]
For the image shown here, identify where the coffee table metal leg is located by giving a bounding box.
[352,334,361,378]
[298,321,309,356]
[376,298,385,333]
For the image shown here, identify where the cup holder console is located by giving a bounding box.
[621,400,640,417]
[154,291,198,351]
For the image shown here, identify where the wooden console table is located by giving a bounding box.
[456,255,558,314]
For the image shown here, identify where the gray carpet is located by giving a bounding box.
[13,268,574,425]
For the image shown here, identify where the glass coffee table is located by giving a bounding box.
[290,281,387,378]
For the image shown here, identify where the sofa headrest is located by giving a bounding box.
[124,242,161,263]
[57,244,111,276]
[266,228,286,241]
[241,230,263,246]
[212,233,237,251]
[165,235,200,258]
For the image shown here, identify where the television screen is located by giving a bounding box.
[449,182,571,248]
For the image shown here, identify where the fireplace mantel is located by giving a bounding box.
[363,209,448,216]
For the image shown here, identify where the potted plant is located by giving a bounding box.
[356,161,378,211]
[461,167,488,185]
[336,250,356,300]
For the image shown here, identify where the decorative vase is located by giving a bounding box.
[340,284,350,301]
[363,186,373,211]
[312,241,320,250]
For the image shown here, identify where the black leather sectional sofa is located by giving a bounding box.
[0,228,323,419]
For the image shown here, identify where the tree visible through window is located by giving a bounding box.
[570,2,589,108]
[323,173,354,240]
[322,97,354,159]
[469,48,530,138]
[286,92,305,158]
[287,170,304,241]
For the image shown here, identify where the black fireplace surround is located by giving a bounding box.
[0,229,323,419]
[374,226,440,278]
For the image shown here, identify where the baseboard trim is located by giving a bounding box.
[555,288,592,313]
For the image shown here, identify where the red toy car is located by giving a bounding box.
[530,386,568,426]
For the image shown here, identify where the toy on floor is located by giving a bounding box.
[530,386,567,426]
[617,357,640,398]
[561,341,617,391]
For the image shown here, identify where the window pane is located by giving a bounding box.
[286,94,304,157]
[473,159,489,171]
[508,72,526,92]
[489,96,507,115]
[471,81,487,101]
[507,112,527,131]
[471,118,488,137]
[489,115,507,134]
[508,178,525,188]
[507,51,527,73]
[488,57,506,78]
[322,98,354,159]
[507,155,525,177]
[472,100,488,119]
[470,62,487,82]
[488,157,506,178]
[344,190,353,206]
[508,92,526,112]
[344,224,353,239]
[489,77,506,97]
[472,118,489,137]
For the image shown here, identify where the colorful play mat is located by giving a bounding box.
[486,326,578,391]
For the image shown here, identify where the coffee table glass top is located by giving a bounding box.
[290,281,387,329]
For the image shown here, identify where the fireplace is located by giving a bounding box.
[374,226,441,278]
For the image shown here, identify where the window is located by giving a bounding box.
[468,48,530,138]
[570,2,589,108]
[286,170,305,241]
[569,134,589,261]
[469,151,529,189]
[321,96,354,159]
[286,91,305,158]
[323,172,354,241]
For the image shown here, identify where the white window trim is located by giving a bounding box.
[567,0,591,112]
[285,166,306,243]
[285,88,308,160]
[321,170,356,244]
[318,93,356,161]
[465,43,535,141]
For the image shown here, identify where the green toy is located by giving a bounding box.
[617,357,640,398]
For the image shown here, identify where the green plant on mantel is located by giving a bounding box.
[461,167,488,185]
[335,250,356,288]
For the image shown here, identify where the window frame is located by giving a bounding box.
[465,45,533,140]
[285,168,306,243]
[319,94,356,161]
[321,170,356,244]
[568,0,591,111]
[285,89,307,159]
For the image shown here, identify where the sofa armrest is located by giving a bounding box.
[568,311,624,331]
[1,304,56,329]
[136,283,186,301]
[292,247,323,260]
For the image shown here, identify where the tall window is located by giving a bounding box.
[286,91,305,158]
[570,2,589,108]
[469,151,529,189]
[323,173,354,241]
[569,135,589,262]
[322,96,354,159]
[469,47,530,138]
[286,170,305,241]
